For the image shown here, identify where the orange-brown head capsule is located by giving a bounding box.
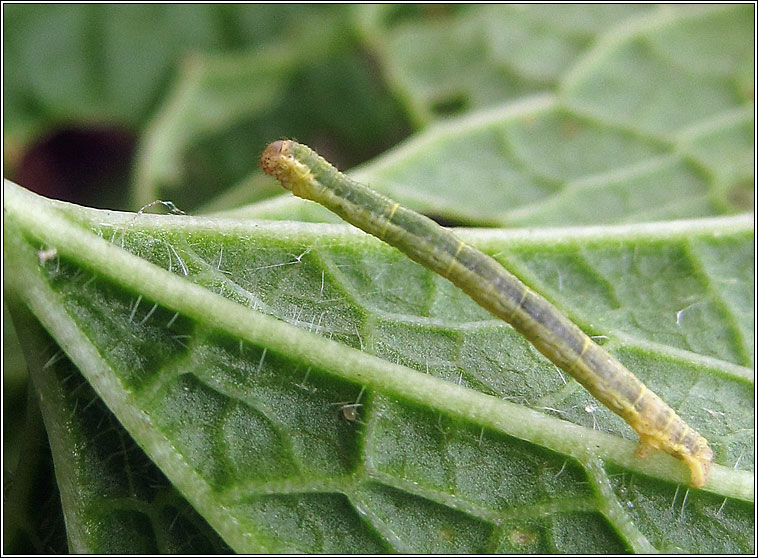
[261,140,285,180]
[260,140,316,197]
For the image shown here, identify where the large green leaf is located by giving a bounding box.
[3,3,754,554]
[4,180,753,553]
[237,5,753,226]
[355,5,752,127]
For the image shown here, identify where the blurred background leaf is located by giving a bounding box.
[3,4,412,211]
[4,5,752,217]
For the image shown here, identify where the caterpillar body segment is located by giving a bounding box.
[261,139,713,487]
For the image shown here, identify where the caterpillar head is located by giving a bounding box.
[260,140,314,198]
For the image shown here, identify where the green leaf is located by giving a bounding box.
[134,8,410,211]
[4,297,231,554]
[355,4,655,124]
[4,3,754,553]
[2,355,68,554]
[4,180,753,553]
[355,5,752,127]
[4,5,409,203]
[239,5,753,226]
[2,5,339,145]
[3,4,226,147]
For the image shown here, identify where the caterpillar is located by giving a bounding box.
[261,140,714,488]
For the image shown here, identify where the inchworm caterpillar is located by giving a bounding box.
[261,140,714,487]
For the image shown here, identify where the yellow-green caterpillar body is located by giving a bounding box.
[261,139,713,487]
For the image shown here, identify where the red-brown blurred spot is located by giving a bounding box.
[12,126,136,209]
